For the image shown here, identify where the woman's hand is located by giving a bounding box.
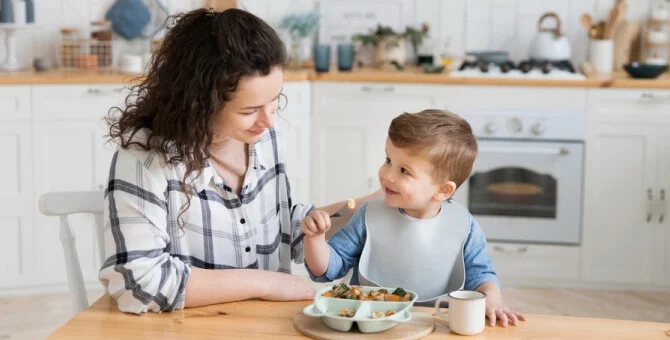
[301,210,332,237]
[260,272,316,301]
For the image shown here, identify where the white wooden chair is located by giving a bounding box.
[38,190,105,315]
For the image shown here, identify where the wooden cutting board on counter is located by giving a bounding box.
[293,312,436,340]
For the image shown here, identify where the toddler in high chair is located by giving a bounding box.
[301,109,525,327]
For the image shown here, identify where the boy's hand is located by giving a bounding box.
[477,282,526,327]
[301,210,332,237]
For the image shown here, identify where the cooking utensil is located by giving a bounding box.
[290,199,356,248]
[580,14,593,32]
[604,7,623,39]
[529,12,572,61]
[596,21,606,39]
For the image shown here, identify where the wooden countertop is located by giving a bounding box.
[311,67,670,89]
[0,69,311,85]
[47,295,670,339]
[1,68,669,88]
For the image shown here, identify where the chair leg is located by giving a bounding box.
[94,213,105,268]
[60,216,89,315]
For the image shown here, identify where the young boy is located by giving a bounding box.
[301,109,525,327]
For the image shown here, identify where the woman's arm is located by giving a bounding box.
[184,267,314,307]
[318,189,382,239]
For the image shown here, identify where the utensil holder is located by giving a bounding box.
[589,39,614,75]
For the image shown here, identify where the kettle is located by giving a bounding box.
[529,12,572,61]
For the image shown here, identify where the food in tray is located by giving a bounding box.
[337,308,355,317]
[371,310,396,319]
[322,284,411,301]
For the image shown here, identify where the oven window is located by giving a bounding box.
[468,167,557,218]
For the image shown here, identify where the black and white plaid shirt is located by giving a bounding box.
[98,128,313,314]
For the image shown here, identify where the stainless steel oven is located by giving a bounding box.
[452,109,586,245]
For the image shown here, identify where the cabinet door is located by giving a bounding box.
[656,126,670,285]
[310,114,389,207]
[277,82,310,205]
[33,122,108,286]
[582,124,657,284]
[0,123,33,289]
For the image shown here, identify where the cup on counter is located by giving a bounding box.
[589,39,614,75]
[434,290,486,336]
[337,43,354,71]
[314,44,331,73]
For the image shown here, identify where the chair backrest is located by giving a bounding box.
[38,190,105,316]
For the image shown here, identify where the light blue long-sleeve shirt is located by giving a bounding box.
[305,202,501,291]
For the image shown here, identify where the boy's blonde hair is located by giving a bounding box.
[388,109,478,188]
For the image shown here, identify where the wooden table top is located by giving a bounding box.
[46,295,670,339]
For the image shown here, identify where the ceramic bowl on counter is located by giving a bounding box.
[623,62,668,79]
[302,284,418,333]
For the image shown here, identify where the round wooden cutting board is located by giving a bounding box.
[292,312,435,340]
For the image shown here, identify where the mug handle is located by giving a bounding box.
[434,296,449,323]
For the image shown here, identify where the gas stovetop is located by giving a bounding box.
[449,59,586,80]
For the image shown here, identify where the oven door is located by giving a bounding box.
[453,139,584,245]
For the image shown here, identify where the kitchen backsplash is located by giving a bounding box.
[0,0,652,70]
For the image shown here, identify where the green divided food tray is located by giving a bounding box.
[302,285,418,333]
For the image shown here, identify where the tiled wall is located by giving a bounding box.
[0,0,652,70]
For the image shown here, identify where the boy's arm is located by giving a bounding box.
[304,203,369,282]
[463,216,501,290]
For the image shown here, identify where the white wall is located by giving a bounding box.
[0,0,652,70]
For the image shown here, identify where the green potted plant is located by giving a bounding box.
[352,23,430,69]
[278,11,321,68]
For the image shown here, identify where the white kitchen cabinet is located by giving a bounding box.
[0,85,32,121]
[656,131,670,285]
[277,81,311,205]
[310,82,438,207]
[312,82,440,117]
[32,122,112,286]
[32,84,127,121]
[488,242,580,282]
[0,123,33,289]
[582,124,657,284]
[582,88,670,287]
[310,115,386,207]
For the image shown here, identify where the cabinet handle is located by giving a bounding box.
[493,245,528,254]
[361,85,395,93]
[87,87,124,95]
[640,92,670,101]
[659,189,666,223]
[367,177,373,189]
[647,188,653,222]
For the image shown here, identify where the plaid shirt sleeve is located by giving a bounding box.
[98,148,191,315]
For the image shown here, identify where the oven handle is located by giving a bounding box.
[479,146,569,156]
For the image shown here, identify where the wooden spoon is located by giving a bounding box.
[581,13,593,32]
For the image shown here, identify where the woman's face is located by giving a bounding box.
[212,66,284,144]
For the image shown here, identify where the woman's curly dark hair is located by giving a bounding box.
[107,8,287,224]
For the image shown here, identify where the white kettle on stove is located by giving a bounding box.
[529,12,572,61]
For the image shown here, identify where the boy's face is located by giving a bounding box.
[378,137,448,215]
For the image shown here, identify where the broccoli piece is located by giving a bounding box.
[392,288,407,297]
[378,288,388,294]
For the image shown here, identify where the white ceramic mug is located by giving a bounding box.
[589,39,614,75]
[434,290,486,336]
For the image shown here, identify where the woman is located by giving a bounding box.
[100,8,377,314]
